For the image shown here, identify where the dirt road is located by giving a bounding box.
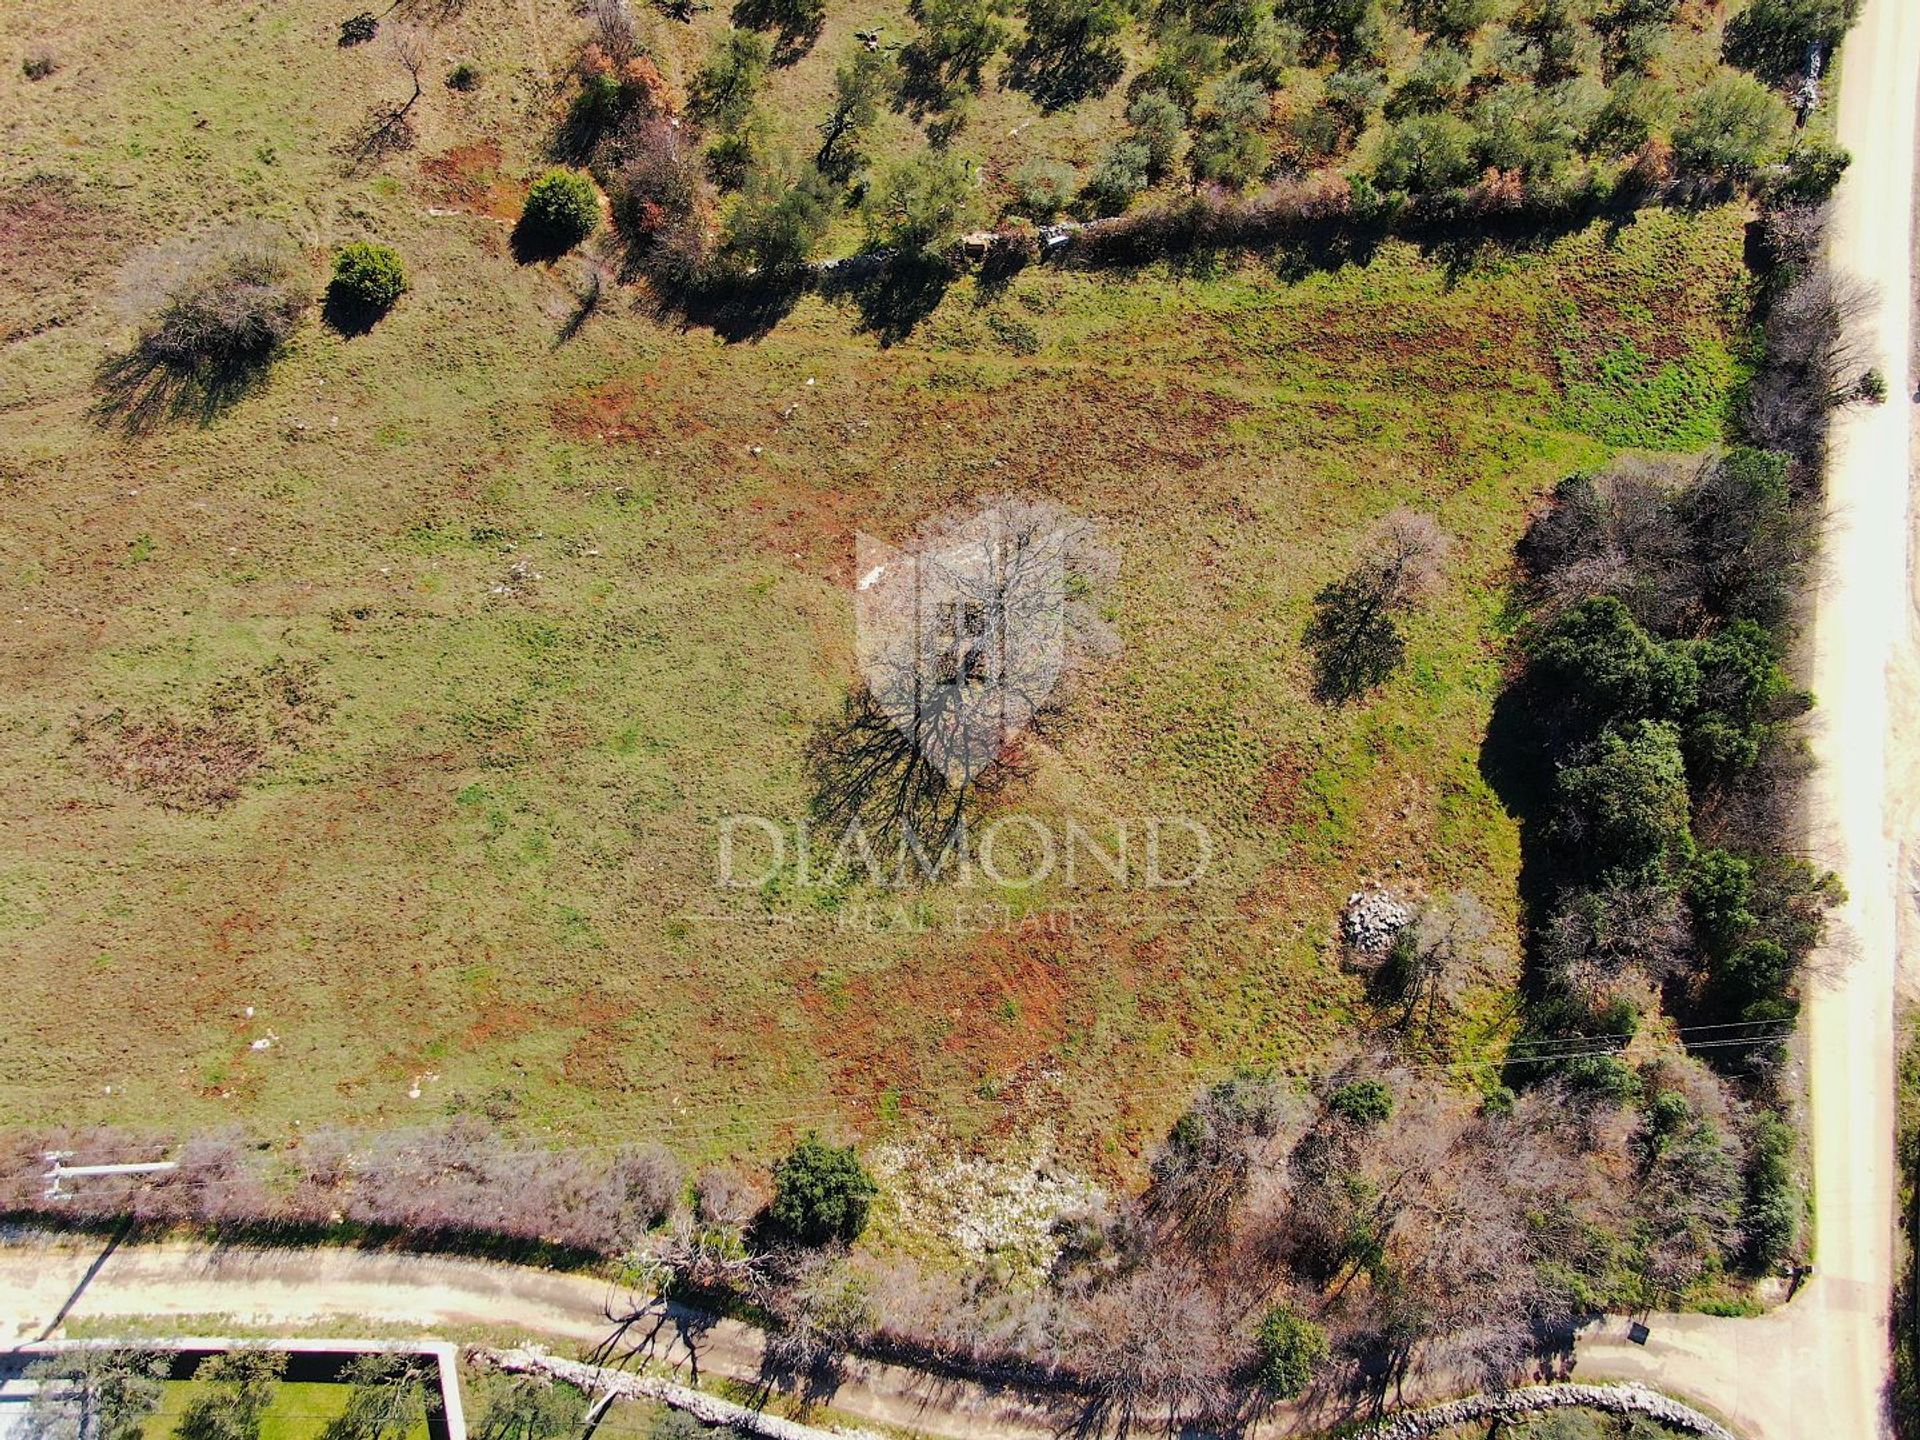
[1574,1,1920,1435]
[0,1236,1076,1440]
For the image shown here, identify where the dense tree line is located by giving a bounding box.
[1492,445,1834,1279]
[520,0,1858,301]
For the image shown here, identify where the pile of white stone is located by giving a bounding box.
[869,1139,1102,1282]
[1361,1382,1734,1440]
[1341,889,1412,957]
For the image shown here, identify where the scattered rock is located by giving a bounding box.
[1342,888,1411,957]
[1360,1383,1733,1440]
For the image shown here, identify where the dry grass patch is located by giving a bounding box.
[76,660,333,811]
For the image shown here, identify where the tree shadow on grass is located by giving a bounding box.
[805,684,970,868]
[321,288,387,337]
[817,250,955,347]
[509,217,576,266]
[1002,35,1124,112]
[1302,574,1404,704]
[644,268,810,343]
[729,0,824,65]
[93,346,274,437]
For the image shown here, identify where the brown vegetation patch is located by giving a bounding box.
[1293,310,1531,393]
[0,175,127,343]
[748,476,877,585]
[798,926,1079,1112]
[1252,744,1311,827]
[76,660,332,811]
[551,378,674,446]
[905,373,1254,497]
[418,141,523,221]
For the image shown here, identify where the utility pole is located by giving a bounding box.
[41,1152,178,1201]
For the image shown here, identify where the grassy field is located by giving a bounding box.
[0,0,1752,1172]
[139,1380,430,1440]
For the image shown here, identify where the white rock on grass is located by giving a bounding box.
[1342,888,1413,957]
[869,1137,1102,1282]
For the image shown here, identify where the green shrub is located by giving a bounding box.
[1190,76,1271,189]
[1388,41,1470,117]
[517,169,601,255]
[770,1135,878,1245]
[1084,140,1150,213]
[1725,0,1860,85]
[1012,158,1078,218]
[1126,88,1185,179]
[1674,71,1789,180]
[1253,1304,1329,1397]
[22,44,58,80]
[1374,111,1477,193]
[901,0,1013,105]
[446,60,482,91]
[1328,1078,1393,1126]
[1560,1053,1641,1104]
[1553,720,1695,886]
[1771,136,1850,201]
[724,160,833,273]
[1742,1111,1800,1269]
[1857,366,1889,404]
[1527,596,1697,738]
[690,29,771,132]
[339,12,378,45]
[863,149,979,252]
[329,242,407,318]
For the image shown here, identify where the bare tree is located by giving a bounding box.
[350,26,431,158]
[589,0,639,63]
[1305,510,1450,702]
[1538,881,1688,1004]
[694,1165,761,1227]
[1064,1261,1250,1432]
[1149,1076,1301,1244]
[759,1252,878,1399]
[1520,460,1695,631]
[1360,509,1449,608]
[813,498,1114,851]
[1370,891,1504,1030]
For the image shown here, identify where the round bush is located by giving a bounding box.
[330,242,407,316]
[1254,1304,1329,1398]
[1328,1078,1393,1126]
[519,169,602,254]
[769,1135,877,1246]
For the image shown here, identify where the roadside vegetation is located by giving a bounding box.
[1897,1021,1920,1438]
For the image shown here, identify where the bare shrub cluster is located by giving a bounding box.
[96,240,310,433]
[1742,201,1880,470]
[75,659,332,811]
[3,1122,681,1256]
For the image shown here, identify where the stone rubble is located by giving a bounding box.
[1360,1382,1735,1440]
[1342,888,1413,957]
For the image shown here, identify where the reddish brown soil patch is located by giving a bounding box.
[748,477,878,586]
[418,141,522,221]
[551,379,669,445]
[796,923,1093,1115]
[76,660,332,811]
[0,175,128,342]
[1295,312,1531,393]
[1253,744,1310,827]
[559,993,641,1092]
